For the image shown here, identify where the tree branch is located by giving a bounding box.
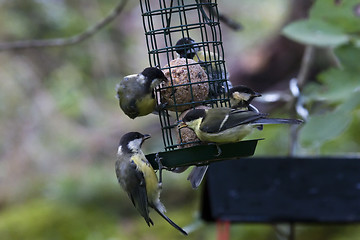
[297,45,315,90]
[0,0,129,51]
[289,45,314,156]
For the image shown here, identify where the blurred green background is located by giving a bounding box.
[0,0,359,239]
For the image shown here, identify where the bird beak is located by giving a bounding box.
[253,92,262,98]
[177,121,188,130]
[143,134,151,140]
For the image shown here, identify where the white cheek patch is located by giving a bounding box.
[233,92,251,101]
[150,78,163,89]
[239,93,251,101]
[127,138,143,152]
[232,92,242,100]
[117,145,123,155]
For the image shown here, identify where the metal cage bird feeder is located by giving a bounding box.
[139,0,258,167]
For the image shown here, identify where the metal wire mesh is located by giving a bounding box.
[140,0,231,151]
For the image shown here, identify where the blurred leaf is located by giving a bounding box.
[282,19,349,47]
[300,108,351,148]
[304,68,360,102]
[303,43,360,103]
[300,91,360,147]
[310,0,360,33]
[321,112,360,153]
[334,44,360,71]
[337,90,360,112]
[355,38,360,48]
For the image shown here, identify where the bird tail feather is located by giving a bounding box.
[187,166,208,189]
[154,207,188,235]
[252,118,303,125]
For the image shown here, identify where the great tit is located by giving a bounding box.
[228,85,262,112]
[178,108,302,144]
[186,85,262,189]
[175,37,232,98]
[115,132,187,235]
[116,67,167,119]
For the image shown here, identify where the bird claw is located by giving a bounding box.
[209,143,222,157]
[157,102,168,111]
[215,145,222,157]
[155,153,164,185]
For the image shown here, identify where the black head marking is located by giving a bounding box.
[120,132,144,146]
[119,132,150,153]
[175,37,199,59]
[141,67,167,82]
[183,109,206,123]
[141,67,167,92]
[229,85,257,95]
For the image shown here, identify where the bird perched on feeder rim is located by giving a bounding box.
[175,37,232,98]
[185,86,262,189]
[116,67,168,119]
[115,132,187,235]
[178,107,302,155]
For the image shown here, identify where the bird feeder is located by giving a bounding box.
[139,0,258,168]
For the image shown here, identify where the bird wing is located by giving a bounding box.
[117,75,146,118]
[219,109,266,132]
[200,108,266,133]
[116,159,153,226]
[187,166,208,189]
[199,108,232,133]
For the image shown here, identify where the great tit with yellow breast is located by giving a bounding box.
[186,86,262,189]
[175,37,232,98]
[116,67,167,119]
[115,132,187,235]
[178,108,302,145]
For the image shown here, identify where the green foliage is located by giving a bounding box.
[282,19,349,47]
[0,199,120,240]
[309,0,360,33]
[299,47,360,151]
[335,44,360,71]
[283,0,360,47]
[304,68,359,103]
[282,0,360,152]
[299,99,353,149]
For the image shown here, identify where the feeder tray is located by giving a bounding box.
[146,139,260,170]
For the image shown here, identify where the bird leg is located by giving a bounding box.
[156,102,168,111]
[208,143,222,157]
[155,153,164,188]
[152,103,170,118]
